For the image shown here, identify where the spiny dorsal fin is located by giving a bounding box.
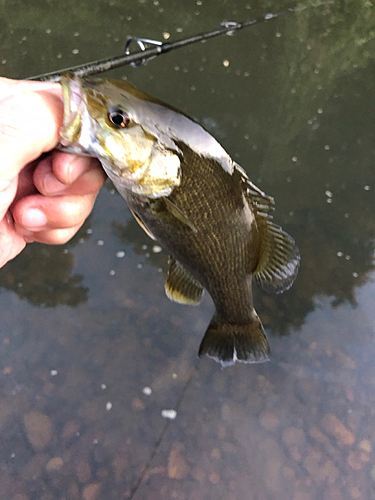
[235,163,275,216]
[254,219,300,294]
[165,258,204,305]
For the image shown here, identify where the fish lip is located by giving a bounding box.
[59,72,84,146]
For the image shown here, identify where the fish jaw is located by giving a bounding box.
[60,73,86,154]
[60,72,105,159]
[59,73,181,198]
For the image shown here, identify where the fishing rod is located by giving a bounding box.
[28,2,330,82]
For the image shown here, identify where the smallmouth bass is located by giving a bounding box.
[60,73,300,367]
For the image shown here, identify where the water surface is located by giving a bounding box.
[1,1,375,499]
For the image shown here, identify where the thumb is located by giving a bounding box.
[0,78,63,180]
[0,78,63,217]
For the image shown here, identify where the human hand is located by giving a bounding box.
[0,77,106,268]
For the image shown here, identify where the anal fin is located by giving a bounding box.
[165,258,204,305]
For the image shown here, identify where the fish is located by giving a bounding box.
[59,73,300,367]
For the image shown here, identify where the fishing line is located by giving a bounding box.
[28,1,332,82]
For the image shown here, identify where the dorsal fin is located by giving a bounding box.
[254,219,300,294]
[165,258,204,305]
[236,163,275,215]
[236,164,300,294]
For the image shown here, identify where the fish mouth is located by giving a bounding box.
[59,72,85,148]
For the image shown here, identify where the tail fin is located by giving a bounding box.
[198,312,270,367]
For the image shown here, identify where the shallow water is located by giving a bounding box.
[1,1,375,499]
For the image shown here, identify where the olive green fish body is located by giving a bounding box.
[125,143,258,318]
[60,74,300,367]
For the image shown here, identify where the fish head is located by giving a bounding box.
[60,73,181,198]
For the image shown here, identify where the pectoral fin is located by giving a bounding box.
[150,197,197,233]
[165,257,204,305]
[254,218,300,294]
[130,209,157,241]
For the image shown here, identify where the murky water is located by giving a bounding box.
[1,1,375,499]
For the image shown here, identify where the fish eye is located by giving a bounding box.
[107,108,131,128]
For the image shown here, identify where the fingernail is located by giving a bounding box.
[67,156,90,184]
[22,208,47,229]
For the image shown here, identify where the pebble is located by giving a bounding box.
[45,457,64,472]
[168,442,188,479]
[76,457,92,483]
[23,411,53,451]
[347,450,369,470]
[282,427,306,461]
[209,472,220,484]
[210,448,221,459]
[303,449,338,484]
[62,420,80,440]
[321,413,355,446]
[83,483,102,500]
[259,410,280,430]
[131,398,145,410]
[359,439,372,452]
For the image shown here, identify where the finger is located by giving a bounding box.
[0,83,63,181]
[33,154,106,196]
[13,191,99,233]
[12,161,39,203]
[14,224,85,246]
[0,77,60,95]
[0,177,19,222]
[0,214,26,268]
[52,151,103,186]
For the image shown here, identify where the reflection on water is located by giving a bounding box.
[0,238,89,307]
[0,1,375,499]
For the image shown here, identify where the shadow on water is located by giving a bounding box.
[0,1,375,500]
